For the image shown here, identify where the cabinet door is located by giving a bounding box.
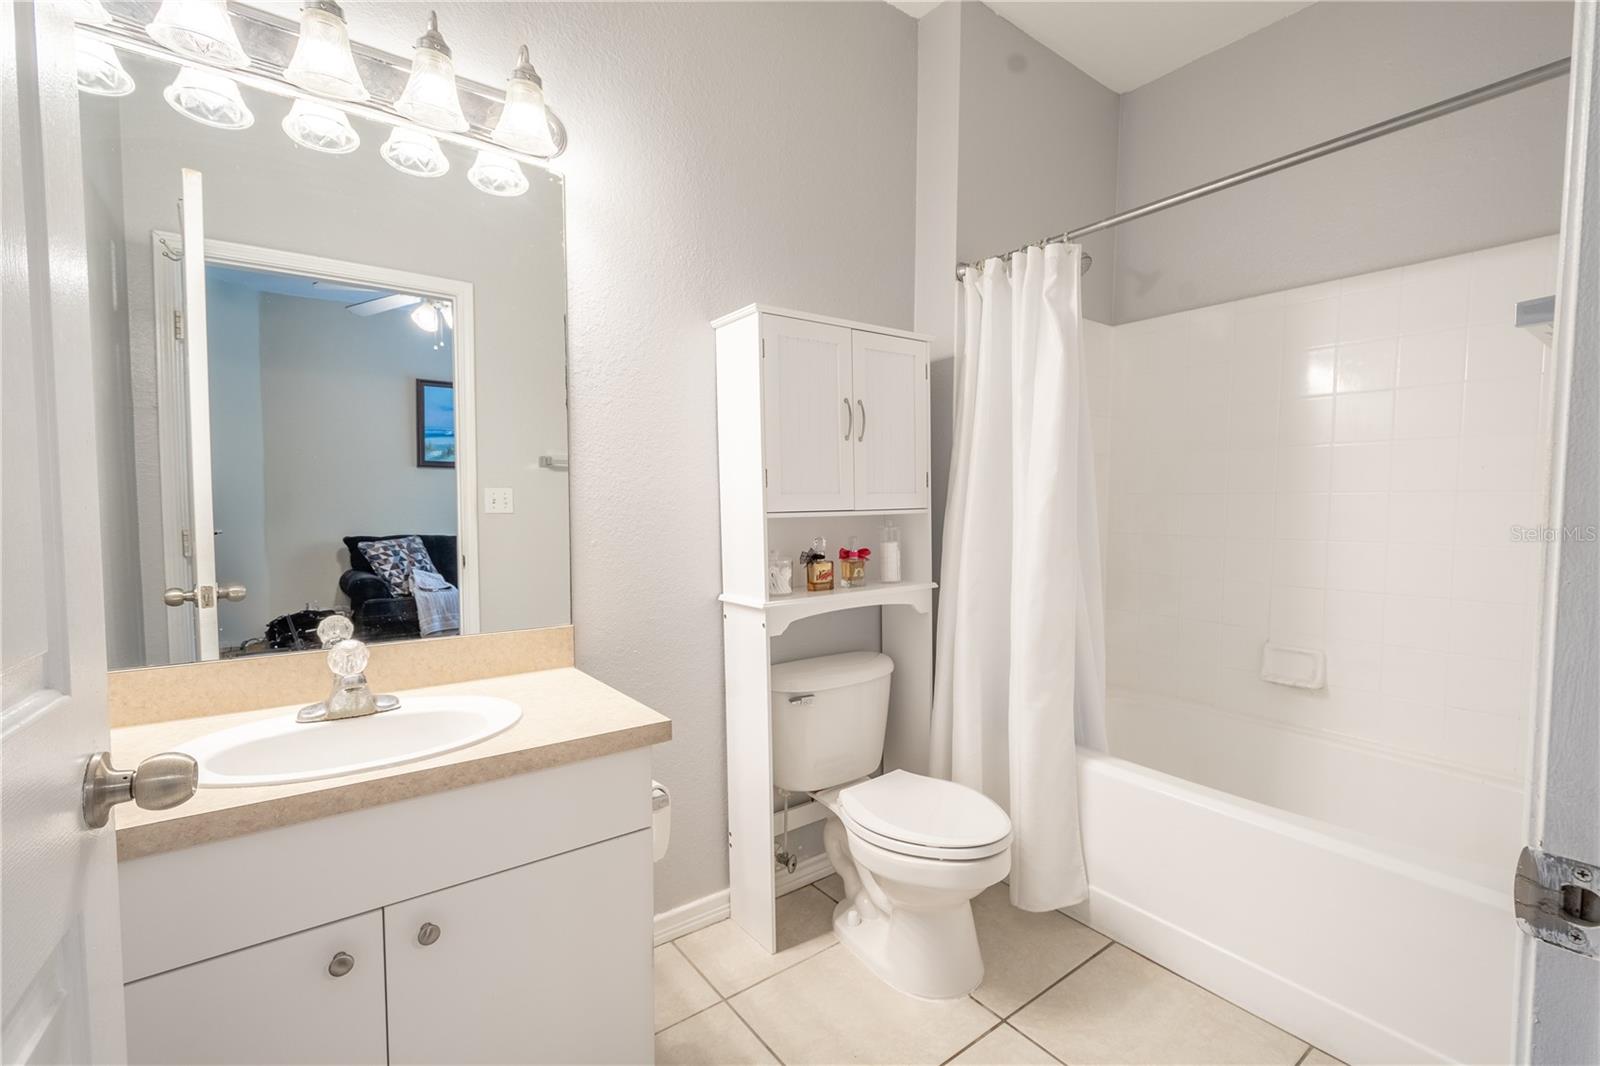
[124,911,386,1066]
[852,331,930,510]
[761,315,855,512]
[385,830,653,1065]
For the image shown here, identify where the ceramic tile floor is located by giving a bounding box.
[654,877,1347,1066]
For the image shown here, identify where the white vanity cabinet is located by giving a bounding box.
[384,831,653,1066]
[742,308,930,513]
[125,911,388,1065]
[118,748,655,1066]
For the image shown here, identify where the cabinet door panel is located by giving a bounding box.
[852,331,929,509]
[125,911,386,1066]
[385,830,653,1065]
[761,315,854,512]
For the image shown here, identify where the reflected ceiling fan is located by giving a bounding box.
[341,287,454,342]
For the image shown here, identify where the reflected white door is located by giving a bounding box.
[174,168,222,660]
[1,3,127,1061]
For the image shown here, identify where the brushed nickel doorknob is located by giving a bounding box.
[81,751,199,829]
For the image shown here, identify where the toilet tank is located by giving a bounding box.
[769,652,894,793]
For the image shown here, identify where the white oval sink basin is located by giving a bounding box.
[177,695,523,788]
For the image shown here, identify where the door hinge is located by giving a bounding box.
[173,309,184,341]
[760,339,765,358]
[763,468,768,488]
[925,471,930,487]
[1515,846,1600,957]
[727,831,733,849]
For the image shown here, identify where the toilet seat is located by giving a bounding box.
[839,770,1011,861]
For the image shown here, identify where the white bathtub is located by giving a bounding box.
[1067,692,1524,1065]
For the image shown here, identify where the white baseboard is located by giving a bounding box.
[1066,886,1448,1066]
[654,854,836,946]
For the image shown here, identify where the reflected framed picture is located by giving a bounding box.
[416,379,455,468]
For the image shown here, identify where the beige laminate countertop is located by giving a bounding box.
[109,668,671,862]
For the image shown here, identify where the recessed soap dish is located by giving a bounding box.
[1260,643,1326,689]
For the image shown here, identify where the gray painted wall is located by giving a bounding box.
[1112,1,1573,322]
[206,277,270,650]
[325,2,919,915]
[256,294,456,625]
[955,1,1120,323]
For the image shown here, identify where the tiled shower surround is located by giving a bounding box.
[1089,236,1558,782]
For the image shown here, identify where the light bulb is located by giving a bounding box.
[147,0,248,68]
[380,128,448,178]
[283,0,368,102]
[410,301,440,333]
[163,66,253,130]
[69,0,114,27]
[394,11,468,133]
[467,149,528,197]
[77,37,135,96]
[489,46,557,157]
[282,98,359,154]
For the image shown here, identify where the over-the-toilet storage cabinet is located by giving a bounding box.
[713,304,935,954]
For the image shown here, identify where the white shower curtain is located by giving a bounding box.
[931,241,1107,912]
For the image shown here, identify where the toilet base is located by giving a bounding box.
[830,894,985,1000]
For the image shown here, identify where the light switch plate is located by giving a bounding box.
[484,487,514,514]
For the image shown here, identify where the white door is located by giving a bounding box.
[761,315,854,512]
[169,169,224,661]
[1519,7,1599,1062]
[851,330,930,510]
[384,831,654,1065]
[124,911,387,1065]
[1,4,127,1061]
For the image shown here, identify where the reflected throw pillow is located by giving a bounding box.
[357,536,438,597]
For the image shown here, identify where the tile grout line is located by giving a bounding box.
[1002,940,1116,1024]
[938,1019,1007,1066]
[1293,1044,1313,1066]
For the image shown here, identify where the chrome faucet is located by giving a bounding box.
[296,616,398,723]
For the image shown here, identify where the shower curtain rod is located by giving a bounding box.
[954,56,1572,281]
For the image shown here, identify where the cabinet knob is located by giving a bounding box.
[417,922,441,946]
[328,951,355,977]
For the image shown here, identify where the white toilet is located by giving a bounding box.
[770,652,1012,999]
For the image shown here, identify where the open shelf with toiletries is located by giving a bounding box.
[712,304,935,954]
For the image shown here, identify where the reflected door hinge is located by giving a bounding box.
[1515,846,1600,957]
[173,310,184,341]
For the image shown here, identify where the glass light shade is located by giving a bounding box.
[147,0,248,68]
[409,301,440,333]
[69,0,114,27]
[77,37,135,96]
[467,149,528,197]
[163,66,253,129]
[490,73,556,157]
[395,46,469,132]
[283,2,368,102]
[281,99,359,154]
[380,128,448,178]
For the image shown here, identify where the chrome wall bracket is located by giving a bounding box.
[1515,846,1600,958]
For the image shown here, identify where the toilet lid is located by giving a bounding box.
[839,770,1011,854]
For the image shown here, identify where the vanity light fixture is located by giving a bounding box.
[163,65,254,129]
[76,36,136,97]
[380,127,449,178]
[394,11,469,133]
[489,46,557,158]
[147,0,249,69]
[281,98,359,154]
[467,149,528,197]
[69,0,114,27]
[283,0,368,102]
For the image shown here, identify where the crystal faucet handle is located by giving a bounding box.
[327,638,369,678]
[316,614,354,647]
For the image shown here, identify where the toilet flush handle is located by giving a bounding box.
[787,694,815,706]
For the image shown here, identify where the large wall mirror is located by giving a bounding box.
[79,46,571,670]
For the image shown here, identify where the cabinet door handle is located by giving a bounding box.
[842,398,852,440]
[857,400,866,442]
[417,922,441,946]
[328,952,355,977]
